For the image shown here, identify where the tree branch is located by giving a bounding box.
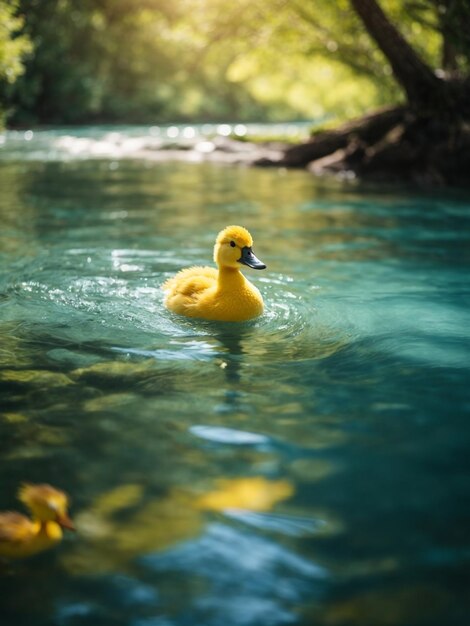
[349,0,443,109]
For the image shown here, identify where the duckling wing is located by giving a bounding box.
[163,266,218,316]
[0,512,36,544]
[163,266,217,297]
[163,267,217,298]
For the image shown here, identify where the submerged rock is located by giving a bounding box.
[71,360,155,384]
[0,369,74,388]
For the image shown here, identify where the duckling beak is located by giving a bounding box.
[57,513,75,531]
[239,246,266,270]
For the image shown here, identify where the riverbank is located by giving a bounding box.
[255,107,470,188]
[2,118,469,188]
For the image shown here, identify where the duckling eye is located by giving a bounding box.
[230,241,236,248]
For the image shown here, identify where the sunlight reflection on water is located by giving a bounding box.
[0,123,311,163]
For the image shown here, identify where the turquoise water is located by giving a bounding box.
[0,128,469,626]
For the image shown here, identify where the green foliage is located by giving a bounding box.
[0,1,31,82]
[0,0,31,125]
[5,0,270,125]
[7,0,181,124]
[2,0,469,126]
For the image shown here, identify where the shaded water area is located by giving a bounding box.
[0,127,469,626]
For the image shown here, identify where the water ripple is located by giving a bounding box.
[142,522,327,626]
[247,277,347,363]
[4,258,348,368]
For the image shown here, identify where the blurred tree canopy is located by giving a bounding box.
[0,0,469,126]
[0,0,31,124]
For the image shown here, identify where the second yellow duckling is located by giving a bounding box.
[0,483,75,559]
[163,225,266,322]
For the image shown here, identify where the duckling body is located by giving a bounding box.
[163,225,266,322]
[0,484,74,559]
[0,513,63,559]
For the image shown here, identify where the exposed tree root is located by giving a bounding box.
[256,105,470,187]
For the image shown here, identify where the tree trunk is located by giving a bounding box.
[349,0,447,112]
[437,0,461,75]
[441,38,458,75]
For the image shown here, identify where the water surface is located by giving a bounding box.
[1,127,469,626]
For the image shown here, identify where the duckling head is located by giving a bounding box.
[214,225,266,270]
[18,483,75,530]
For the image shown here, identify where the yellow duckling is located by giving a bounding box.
[0,483,75,559]
[163,225,266,322]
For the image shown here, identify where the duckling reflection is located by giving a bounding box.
[213,324,252,385]
[62,477,293,574]
[196,477,293,512]
[0,484,75,559]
